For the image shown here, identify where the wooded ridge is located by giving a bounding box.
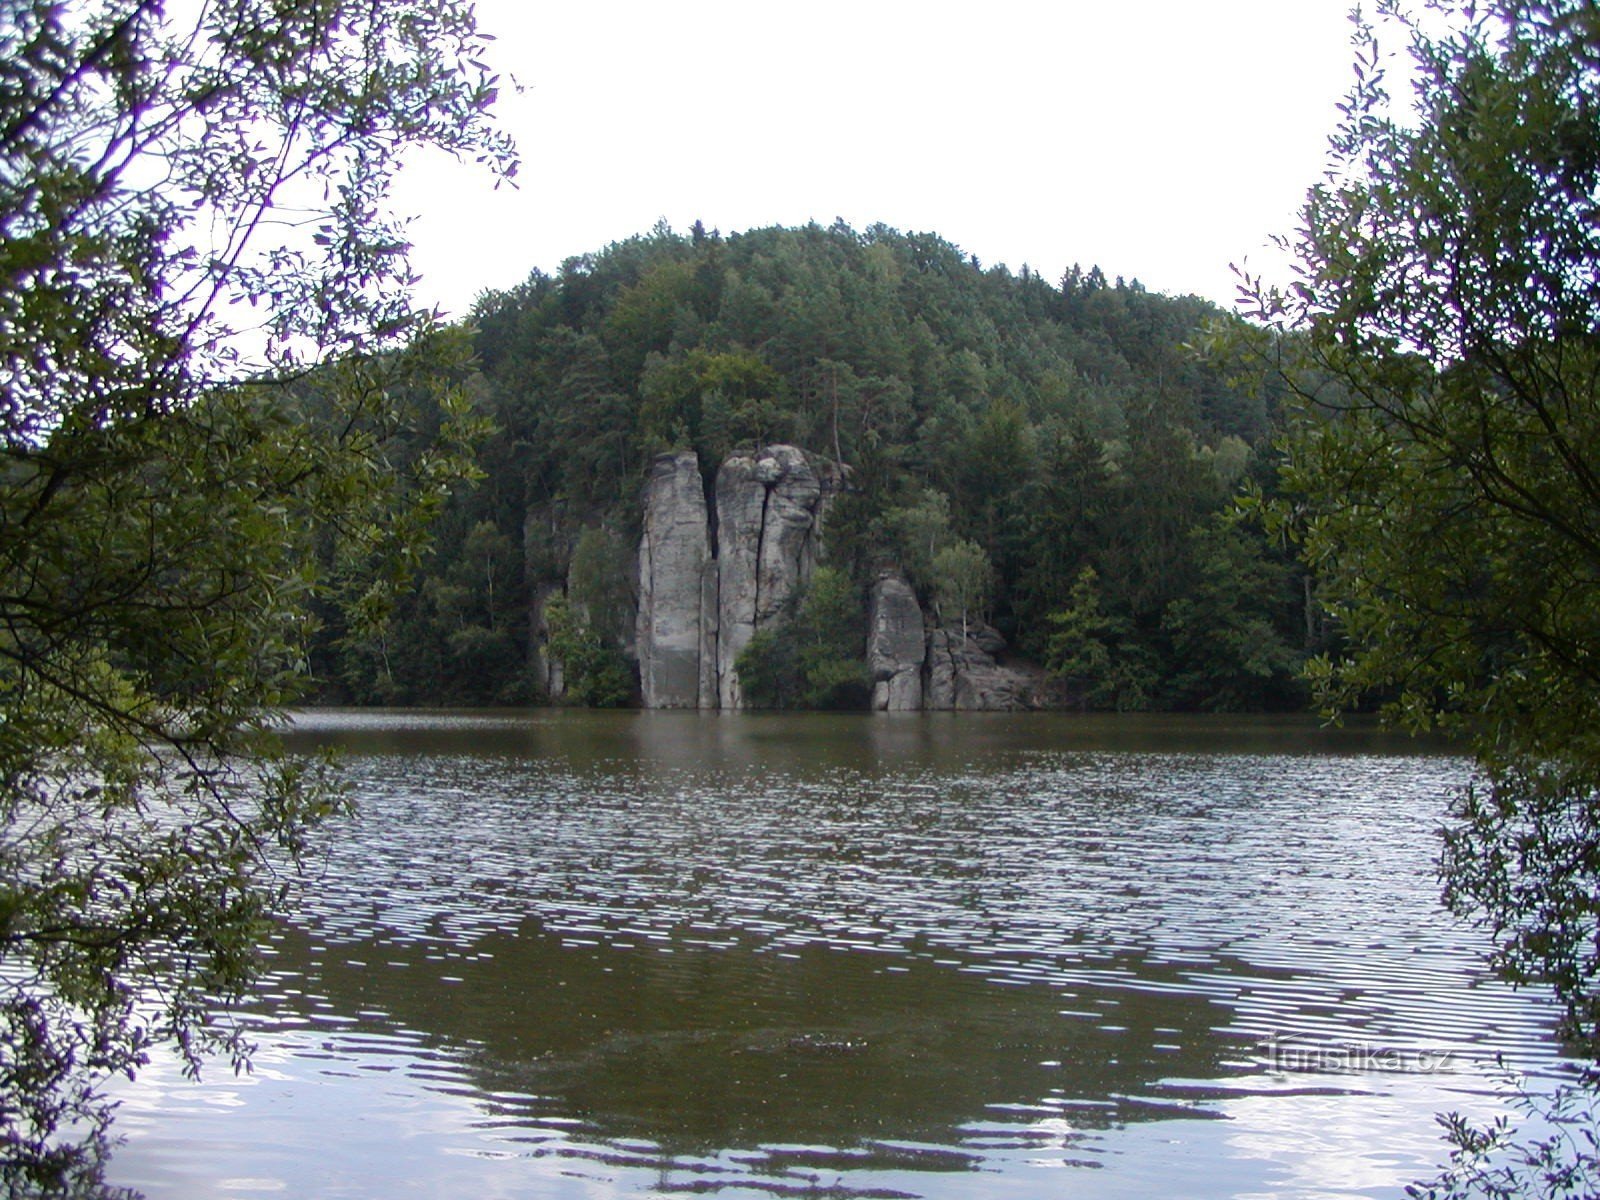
[311,219,1313,711]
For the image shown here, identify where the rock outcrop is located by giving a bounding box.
[924,623,1036,711]
[714,446,839,707]
[636,445,840,709]
[867,575,925,711]
[634,446,1058,712]
[635,450,715,708]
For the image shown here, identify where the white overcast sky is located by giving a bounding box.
[394,0,1365,319]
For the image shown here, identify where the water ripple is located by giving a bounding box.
[107,713,1574,1200]
[280,737,1553,1076]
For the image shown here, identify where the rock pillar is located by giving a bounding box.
[867,575,925,711]
[636,451,714,708]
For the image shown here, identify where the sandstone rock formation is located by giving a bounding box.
[867,575,925,711]
[530,581,566,700]
[924,623,1036,711]
[635,450,714,708]
[636,445,840,709]
[715,446,838,707]
[634,445,1058,712]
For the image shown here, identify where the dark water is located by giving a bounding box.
[108,711,1568,1198]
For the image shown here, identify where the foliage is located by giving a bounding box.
[1160,518,1306,711]
[0,0,512,1189]
[540,526,635,707]
[931,539,994,638]
[1043,567,1157,711]
[1406,1072,1600,1200]
[544,593,633,708]
[1010,419,1113,652]
[567,526,635,646]
[1235,0,1600,1055]
[421,520,525,702]
[639,347,788,462]
[732,628,795,711]
[735,567,870,710]
[884,487,955,594]
[437,218,1305,713]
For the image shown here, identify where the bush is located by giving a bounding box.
[546,594,634,707]
[734,567,870,710]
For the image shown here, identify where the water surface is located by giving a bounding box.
[108,711,1566,1198]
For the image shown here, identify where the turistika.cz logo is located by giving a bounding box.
[1259,1032,1456,1074]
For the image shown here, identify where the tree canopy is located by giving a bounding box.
[0,0,513,1190]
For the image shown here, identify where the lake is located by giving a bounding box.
[106,710,1569,1198]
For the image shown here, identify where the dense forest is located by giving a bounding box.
[310,219,1316,711]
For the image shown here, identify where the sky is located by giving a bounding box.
[393,1,1365,321]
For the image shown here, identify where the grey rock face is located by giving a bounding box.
[711,453,766,709]
[635,445,841,709]
[633,450,1056,712]
[698,559,719,708]
[635,451,714,708]
[923,624,1034,711]
[867,575,926,711]
[714,445,838,708]
[923,629,958,710]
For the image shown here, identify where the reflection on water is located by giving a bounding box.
[277,922,1232,1156]
[108,711,1566,1198]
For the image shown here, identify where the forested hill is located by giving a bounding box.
[313,220,1313,711]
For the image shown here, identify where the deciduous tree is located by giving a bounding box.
[0,0,514,1188]
[1237,0,1600,1059]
